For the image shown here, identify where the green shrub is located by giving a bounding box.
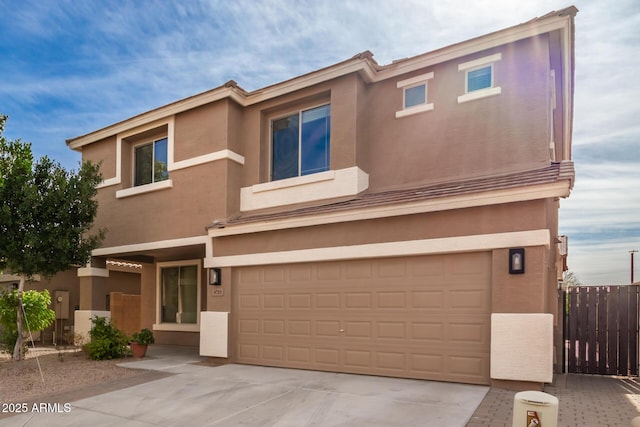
[84,316,129,360]
[131,328,154,345]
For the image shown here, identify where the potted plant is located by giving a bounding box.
[130,328,154,358]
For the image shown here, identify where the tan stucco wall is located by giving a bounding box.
[174,100,230,161]
[215,200,549,257]
[92,162,227,247]
[82,35,559,249]
[83,135,117,182]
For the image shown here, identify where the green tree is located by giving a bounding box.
[0,289,56,353]
[0,115,104,361]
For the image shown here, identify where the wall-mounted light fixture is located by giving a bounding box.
[509,248,525,274]
[208,268,222,286]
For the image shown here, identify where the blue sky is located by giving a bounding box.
[1,0,639,285]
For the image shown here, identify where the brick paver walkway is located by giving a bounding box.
[467,374,640,427]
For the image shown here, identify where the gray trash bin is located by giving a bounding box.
[512,391,558,427]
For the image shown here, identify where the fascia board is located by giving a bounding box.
[92,235,208,257]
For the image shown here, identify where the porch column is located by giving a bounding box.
[77,257,109,310]
[75,257,110,343]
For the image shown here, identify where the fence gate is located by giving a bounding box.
[565,285,639,375]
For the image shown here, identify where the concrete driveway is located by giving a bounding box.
[2,346,488,426]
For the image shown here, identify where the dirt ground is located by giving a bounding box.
[0,346,147,404]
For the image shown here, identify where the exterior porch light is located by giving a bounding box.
[509,248,525,274]
[208,268,222,286]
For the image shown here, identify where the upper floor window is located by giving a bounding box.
[271,104,330,181]
[467,66,493,92]
[134,137,169,187]
[405,84,426,108]
[458,53,502,103]
[395,72,434,118]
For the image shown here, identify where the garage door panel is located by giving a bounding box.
[238,318,260,334]
[288,293,312,309]
[345,292,372,309]
[238,343,259,360]
[262,345,284,362]
[315,348,340,366]
[263,319,285,335]
[316,320,340,337]
[377,321,406,339]
[264,267,285,283]
[288,346,311,363]
[344,321,372,338]
[239,294,260,309]
[411,290,445,309]
[288,319,312,336]
[376,291,406,308]
[377,259,407,278]
[234,253,491,385]
[316,293,340,309]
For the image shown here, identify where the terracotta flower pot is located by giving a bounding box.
[130,342,148,358]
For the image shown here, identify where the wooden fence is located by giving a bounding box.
[109,292,141,338]
[565,285,639,375]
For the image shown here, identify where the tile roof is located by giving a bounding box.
[220,161,575,227]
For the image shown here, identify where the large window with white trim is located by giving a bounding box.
[271,104,331,181]
[158,262,200,326]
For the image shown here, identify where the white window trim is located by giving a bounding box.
[116,179,173,199]
[241,166,369,212]
[153,259,202,333]
[395,72,434,118]
[457,53,502,104]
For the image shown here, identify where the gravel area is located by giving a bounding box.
[0,346,148,404]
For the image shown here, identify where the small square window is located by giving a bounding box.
[404,84,426,109]
[395,72,434,118]
[467,66,492,92]
[457,53,502,103]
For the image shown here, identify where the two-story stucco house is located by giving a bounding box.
[62,7,576,389]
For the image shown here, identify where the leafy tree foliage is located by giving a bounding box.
[0,289,56,353]
[0,115,104,360]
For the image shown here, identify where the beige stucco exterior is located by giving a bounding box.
[54,7,577,388]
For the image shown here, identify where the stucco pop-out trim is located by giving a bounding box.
[490,313,554,383]
[240,166,369,212]
[204,229,550,268]
[77,267,109,278]
[199,311,229,357]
